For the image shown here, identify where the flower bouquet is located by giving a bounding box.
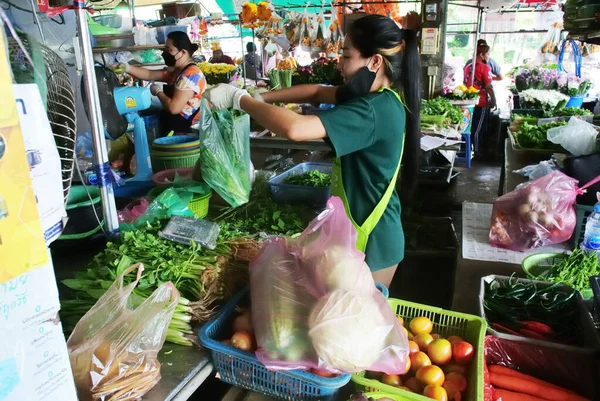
[292,66,314,86]
[514,67,558,91]
[557,74,592,97]
[519,89,569,112]
[310,57,343,86]
[443,84,480,105]
[198,62,237,85]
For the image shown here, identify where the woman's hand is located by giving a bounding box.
[205,84,249,110]
[150,84,164,96]
[110,62,130,73]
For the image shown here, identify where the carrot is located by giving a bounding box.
[489,373,590,401]
[494,388,549,401]
[488,366,576,394]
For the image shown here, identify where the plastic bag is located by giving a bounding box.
[538,22,562,63]
[250,196,409,374]
[119,188,193,231]
[485,336,599,400]
[198,98,251,208]
[513,159,557,181]
[489,171,579,251]
[547,117,598,157]
[67,264,179,401]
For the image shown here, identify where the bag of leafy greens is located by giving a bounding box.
[198,98,251,207]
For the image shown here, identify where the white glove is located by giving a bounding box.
[205,83,250,111]
[150,83,163,96]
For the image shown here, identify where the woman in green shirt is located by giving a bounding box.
[206,15,421,288]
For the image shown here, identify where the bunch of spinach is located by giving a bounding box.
[284,170,331,187]
[421,97,463,125]
[514,121,567,150]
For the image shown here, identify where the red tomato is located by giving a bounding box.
[445,372,467,392]
[451,341,474,365]
[310,368,337,378]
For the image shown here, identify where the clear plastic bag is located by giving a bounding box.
[250,197,409,374]
[119,188,193,232]
[547,116,599,157]
[489,171,579,251]
[159,215,220,249]
[67,264,179,401]
[198,98,251,208]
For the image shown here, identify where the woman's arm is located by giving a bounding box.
[261,85,338,105]
[239,96,326,141]
[126,65,168,81]
[485,83,497,108]
[157,88,195,115]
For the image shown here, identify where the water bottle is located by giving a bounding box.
[582,204,600,251]
[78,151,93,173]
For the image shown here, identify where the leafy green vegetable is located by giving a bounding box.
[545,248,600,292]
[551,107,592,117]
[513,121,567,150]
[421,97,463,125]
[284,170,331,187]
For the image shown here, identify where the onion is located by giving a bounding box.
[527,211,539,224]
[518,204,531,216]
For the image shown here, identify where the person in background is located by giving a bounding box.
[465,39,504,81]
[464,44,497,160]
[244,42,262,80]
[210,49,236,65]
[114,31,206,135]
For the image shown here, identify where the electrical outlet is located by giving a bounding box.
[427,66,439,76]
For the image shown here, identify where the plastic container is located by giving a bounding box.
[152,168,194,186]
[198,288,352,401]
[268,163,332,206]
[566,96,585,108]
[153,134,199,148]
[479,275,600,354]
[151,152,200,172]
[156,25,188,44]
[159,215,220,249]
[572,203,596,248]
[582,204,600,251]
[351,299,486,401]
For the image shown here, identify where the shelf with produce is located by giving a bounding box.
[92,44,165,53]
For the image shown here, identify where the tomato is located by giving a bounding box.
[410,352,432,373]
[403,326,410,339]
[404,377,423,393]
[443,381,462,401]
[403,354,411,374]
[447,335,463,344]
[445,372,467,392]
[381,373,402,387]
[416,365,445,387]
[428,339,452,365]
[397,316,405,326]
[452,341,474,365]
[414,333,434,351]
[310,368,337,378]
[423,384,448,401]
[410,317,433,335]
[407,330,415,340]
[442,364,466,375]
[231,331,255,352]
[409,341,420,355]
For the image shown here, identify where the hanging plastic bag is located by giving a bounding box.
[250,196,409,374]
[538,22,563,63]
[547,117,598,157]
[67,263,179,401]
[198,98,251,207]
[489,171,582,251]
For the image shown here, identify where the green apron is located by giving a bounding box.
[330,88,405,252]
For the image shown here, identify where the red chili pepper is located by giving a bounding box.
[492,323,521,336]
[519,320,554,335]
[519,328,548,340]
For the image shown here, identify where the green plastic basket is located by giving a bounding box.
[351,298,486,401]
[151,152,200,172]
[147,184,212,219]
[351,393,403,400]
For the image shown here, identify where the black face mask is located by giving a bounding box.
[336,65,377,104]
[162,50,180,67]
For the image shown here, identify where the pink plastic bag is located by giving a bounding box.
[249,196,409,374]
[489,171,581,251]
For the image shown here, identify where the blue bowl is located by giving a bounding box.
[153,134,199,147]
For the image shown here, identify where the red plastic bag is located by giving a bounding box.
[249,196,409,374]
[489,171,579,251]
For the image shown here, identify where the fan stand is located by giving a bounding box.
[124,112,152,182]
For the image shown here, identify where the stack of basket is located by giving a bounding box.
[151,134,201,172]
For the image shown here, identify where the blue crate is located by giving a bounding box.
[198,288,351,401]
[268,163,332,206]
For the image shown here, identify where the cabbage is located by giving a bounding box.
[305,245,375,296]
[308,290,384,372]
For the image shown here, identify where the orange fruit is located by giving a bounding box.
[404,376,423,393]
[414,333,434,351]
[416,365,445,387]
[409,317,433,335]
[381,373,402,387]
[397,316,405,326]
[445,372,467,392]
[443,381,462,401]
[423,384,448,401]
[408,341,420,355]
[410,352,431,373]
[403,354,411,374]
[442,364,466,375]
[428,339,453,365]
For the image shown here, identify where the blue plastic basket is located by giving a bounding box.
[268,163,332,206]
[153,134,199,147]
[198,288,352,401]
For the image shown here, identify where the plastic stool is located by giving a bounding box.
[455,132,471,168]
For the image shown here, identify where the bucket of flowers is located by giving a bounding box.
[557,74,593,108]
[198,62,237,85]
[443,84,480,106]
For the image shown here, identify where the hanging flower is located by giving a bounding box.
[257,2,272,21]
[241,2,259,25]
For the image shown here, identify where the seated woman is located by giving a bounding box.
[116,31,206,135]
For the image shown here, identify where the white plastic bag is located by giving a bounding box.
[547,117,598,156]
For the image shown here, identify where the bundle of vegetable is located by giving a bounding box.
[198,98,251,208]
[526,248,600,295]
[512,121,567,150]
[483,276,580,344]
[421,97,463,127]
[61,222,239,346]
[489,171,579,251]
[552,107,592,117]
[284,170,331,187]
[489,365,590,401]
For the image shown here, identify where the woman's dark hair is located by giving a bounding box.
[477,44,490,56]
[167,31,199,55]
[346,14,422,199]
[246,42,257,52]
